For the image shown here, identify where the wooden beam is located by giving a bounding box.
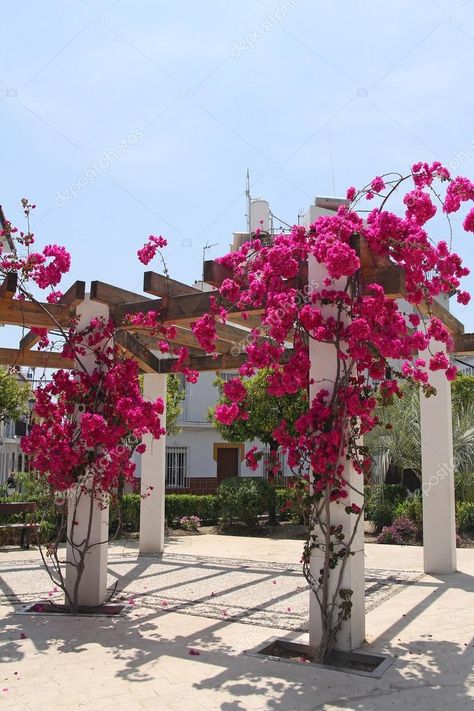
[151,348,295,373]
[0,300,71,328]
[144,272,201,297]
[0,272,18,299]
[118,291,263,325]
[361,265,406,300]
[0,347,73,369]
[135,332,204,358]
[203,259,308,292]
[203,260,234,288]
[59,280,86,306]
[450,333,474,355]
[114,331,165,373]
[90,280,150,306]
[19,281,86,351]
[418,299,464,335]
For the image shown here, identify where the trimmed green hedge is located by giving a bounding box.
[217,477,275,528]
[110,493,220,529]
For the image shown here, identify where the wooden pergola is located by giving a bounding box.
[0,235,471,653]
[0,243,472,374]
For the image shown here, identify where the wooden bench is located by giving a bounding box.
[0,502,39,549]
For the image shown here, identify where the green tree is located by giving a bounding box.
[166,374,184,435]
[0,367,29,423]
[210,369,307,475]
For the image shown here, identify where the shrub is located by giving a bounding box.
[456,501,474,532]
[377,516,419,545]
[365,485,408,532]
[217,477,275,528]
[180,515,201,532]
[165,494,219,526]
[275,480,310,525]
[394,492,423,527]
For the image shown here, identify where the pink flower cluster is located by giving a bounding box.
[22,320,165,493]
[137,235,168,265]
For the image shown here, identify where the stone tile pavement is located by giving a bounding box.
[0,536,473,710]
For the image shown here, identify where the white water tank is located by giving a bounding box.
[250,199,270,233]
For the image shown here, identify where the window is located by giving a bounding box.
[166,446,188,488]
[220,371,238,382]
[262,448,286,479]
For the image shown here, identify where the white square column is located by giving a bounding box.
[139,373,167,554]
[420,344,457,574]
[65,296,110,608]
[65,484,109,607]
[308,254,365,652]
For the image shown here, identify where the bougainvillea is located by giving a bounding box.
[183,162,472,660]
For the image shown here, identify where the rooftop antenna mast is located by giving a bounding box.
[245,168,251,235]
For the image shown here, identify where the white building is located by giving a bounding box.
[165,370,287,494]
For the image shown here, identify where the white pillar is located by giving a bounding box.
[65,296,110,607]
[308,254,365,652]
[420,343,457,574]
[139,373,167,554]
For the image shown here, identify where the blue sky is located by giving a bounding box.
[1,0,474,336]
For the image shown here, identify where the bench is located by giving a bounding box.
[0,502,39,549]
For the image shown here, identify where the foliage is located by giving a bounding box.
[165,494,219,526]
[179,515,201,531]
[210,368,307,468]
[366,384,474,489]
[217,477,275,528]
[456,501,474,532]
[365,484,408,532]
[0,367,30,424]
[451,373,474,409]
[275,479,312,525]
[394,492,423,527]
[377,516,419,545]
[166,374,184,435]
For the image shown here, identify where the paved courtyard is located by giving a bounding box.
[0,535,473,710]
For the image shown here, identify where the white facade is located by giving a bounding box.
[0,418,24,485]
[166,371,284,489]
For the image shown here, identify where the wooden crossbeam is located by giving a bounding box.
[203,259,308,292]
[135,331,204,357]
[0,299,72,329]
[144,272,201,297]
[115,330,165,374]
[148,348,294,374]
[19,281,86,351]
[90,280,149,305]
[203,260,234,288]
[418,299,464,335]
[0,272,18,299]
[450,333,474,355]
[0,347,73,369]
[117,291,264,326]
